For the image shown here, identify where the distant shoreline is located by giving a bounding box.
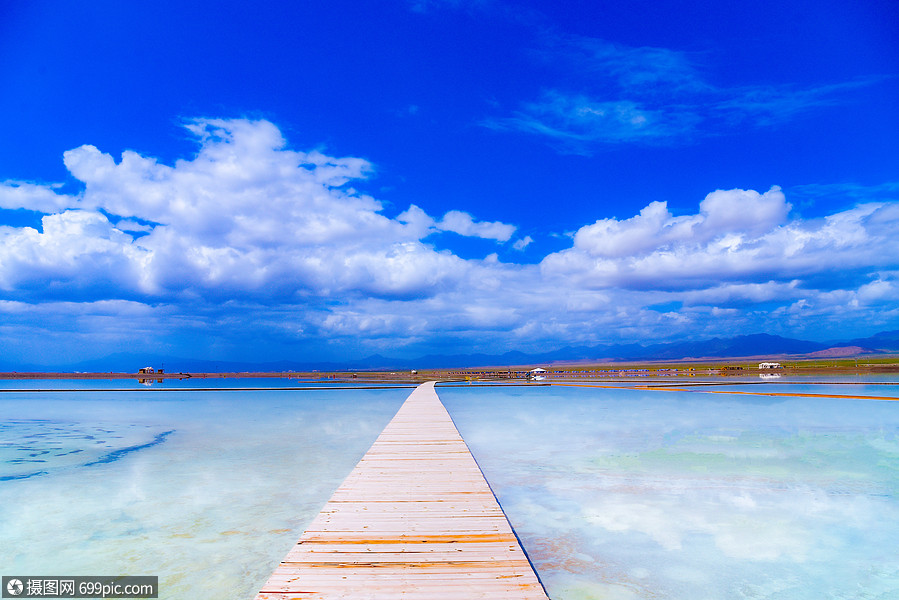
[1,356,898,383]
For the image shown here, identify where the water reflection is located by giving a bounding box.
[441,384,899,600]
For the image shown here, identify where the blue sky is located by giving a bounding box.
[1,0,898,366]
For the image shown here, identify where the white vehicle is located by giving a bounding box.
[527,368,547,381]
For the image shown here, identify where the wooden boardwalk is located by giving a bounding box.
[255,381,549,599]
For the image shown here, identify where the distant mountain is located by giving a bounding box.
[6,331,897,373]
[844,330,899,352]
[639,333,828,360]
[806,346,872,359]
[346,333,883,369]
[0,359,47,372]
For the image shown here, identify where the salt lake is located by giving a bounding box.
[1,379,897,599]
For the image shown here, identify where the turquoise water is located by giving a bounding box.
[697,380,899,398]
[2,381,898,599]
[441,384,899,599]
[0,385,404,598]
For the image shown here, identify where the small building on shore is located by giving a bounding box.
[138,366,164,384]
[758,362,782,369]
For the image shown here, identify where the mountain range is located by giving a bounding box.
[4,331,898,373]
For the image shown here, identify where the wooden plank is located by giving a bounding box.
[255,381,549,600]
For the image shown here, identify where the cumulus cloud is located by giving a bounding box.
[0,180,75,213]
[566,187,790,260]
[0,118,527,303]
[513,235,533,251]
[396,205,517,242]
[0,211,146,297]
[1,117,899,363]
[435,210,515,242]
[396,204,436,237]
[542,186,899,293]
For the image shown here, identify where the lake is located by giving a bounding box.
[1,378,897,599]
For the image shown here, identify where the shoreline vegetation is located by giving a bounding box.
[1,356,898,383]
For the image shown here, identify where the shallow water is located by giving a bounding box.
[1,381,897,599]
[441,384,899,600]
[0,385,404,598]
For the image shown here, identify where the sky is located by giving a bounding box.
[1,0,898,366]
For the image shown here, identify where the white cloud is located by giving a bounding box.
[396,205,517,243]
[856,278,895,304]
[484,91,697,151]
[513,235,533,251]
[0,210,146,294]
[567,187,790,260]
[436,210,515,242]
[542,187,899,292]
[1,117,899,363]
[486,33,877,153]
[699,187,791,237]
[0,180,75,213]
[0,119,529,302]
[396,204,516,242]
[396,204,435,237]
[680,281,802,306]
